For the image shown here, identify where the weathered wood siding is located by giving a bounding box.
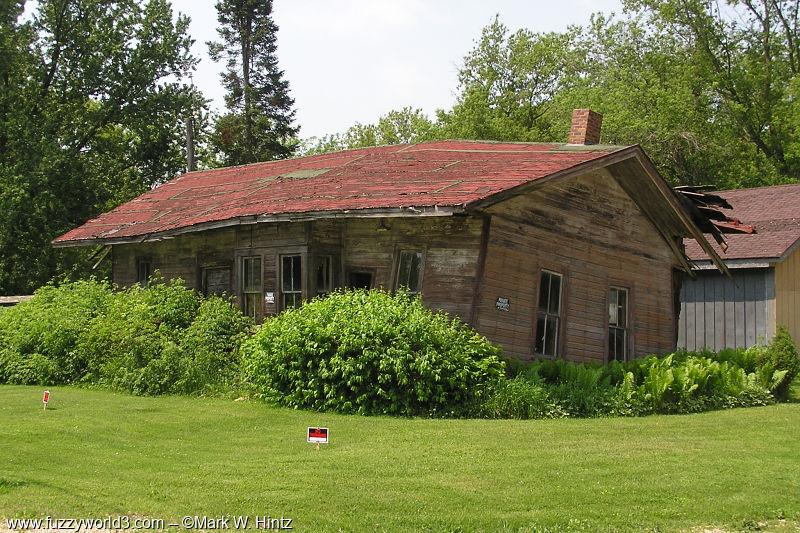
[677,269,775,350]
[341,217,483,320]
[776,246,800,342]
[474,169,680,362]
[112,216,483,322]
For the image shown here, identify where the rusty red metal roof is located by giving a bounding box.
[54,140,627,245]
[685,183,800,262]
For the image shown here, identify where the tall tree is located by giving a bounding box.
[208,0,298,165]
[0,0,198,295]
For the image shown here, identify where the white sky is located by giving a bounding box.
[175,1,624,139]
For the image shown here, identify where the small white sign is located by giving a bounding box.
[265,292,275,304]
[307,427,329,444]
[495,297,510,312]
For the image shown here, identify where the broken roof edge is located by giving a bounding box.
[629,147,731,277]
[52,205,464,248]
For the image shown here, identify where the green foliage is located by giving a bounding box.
[0,0,199,295]
[208,0,298,164]
[0,278,252,395]
[479,376,568,419]
[242,289,506,416]
[300,107,438,156]
[481,350,777,419]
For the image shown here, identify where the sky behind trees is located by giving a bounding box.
[172,0,623,139]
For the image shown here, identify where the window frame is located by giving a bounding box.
[314,255,334,297]
[393,249,425,294]
[608,286,629,362]
[347,268,376,290]
[201,265,232,297]
[280,253,303,310]
[534,270,564,358]
[136,258,152,288]
[240,255,263,319]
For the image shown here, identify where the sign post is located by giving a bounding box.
[307,427,329,450]
[42,390,50,410]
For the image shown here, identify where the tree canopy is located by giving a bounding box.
[0,0,198,295]
[306,3,800,189]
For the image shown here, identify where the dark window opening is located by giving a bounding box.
[136,260,152,287]
[315,256,333,297]
[609,287,628,361]
[281,255,302,309]
[348,271,373,290]
[395,250,423,294]
[535,270,562,357]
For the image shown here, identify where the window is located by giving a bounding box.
[608,287,628,361]
[281,255,302,309]
[202,267,231,297]
[315,256,333,296]
[136,259,151,287]
[241,256,262,318]
[395,250,423,294]
[348,270,373,289]
[535,271,562,357]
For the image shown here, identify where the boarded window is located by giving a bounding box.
[535,271,562,357]
[395,251,423,294]
[315,256,333,296]
[202,267,231,297]
[136,259,151,287]
[281,255,302,309]
[608,287,628,361]
[241,256,262,319]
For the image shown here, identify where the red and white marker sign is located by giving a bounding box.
[307,427,329,444]
[42,390,50,409]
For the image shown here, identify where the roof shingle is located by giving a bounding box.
[54,140,624,245]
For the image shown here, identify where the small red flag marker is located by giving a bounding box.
[42,390,50,410]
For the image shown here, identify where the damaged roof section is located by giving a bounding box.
[685,183,800,264]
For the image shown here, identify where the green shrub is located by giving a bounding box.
[0,278,252,395]
[762,327,800,399]
[242,289,505,416]
[478,376,567,419]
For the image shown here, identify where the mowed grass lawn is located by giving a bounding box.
[1,386,799,532]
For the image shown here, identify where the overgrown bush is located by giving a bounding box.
[242,289,505,416]
[0,278,252,395]
[480,344,784,419]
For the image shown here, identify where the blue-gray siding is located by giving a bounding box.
[678,269,775,350]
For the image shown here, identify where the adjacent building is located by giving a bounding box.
[679,184,800,350]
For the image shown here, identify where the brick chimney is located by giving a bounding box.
[568,109,603,145]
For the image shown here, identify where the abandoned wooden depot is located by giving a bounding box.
[55,109,735,363]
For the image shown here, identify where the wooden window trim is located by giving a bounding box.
[280,253,303,310]
[534,269,564,358]
[136,258,152,287]
[240,255,263,319]
[392,248,426,294]
[314,254,334,297]
[607,285,631,362]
